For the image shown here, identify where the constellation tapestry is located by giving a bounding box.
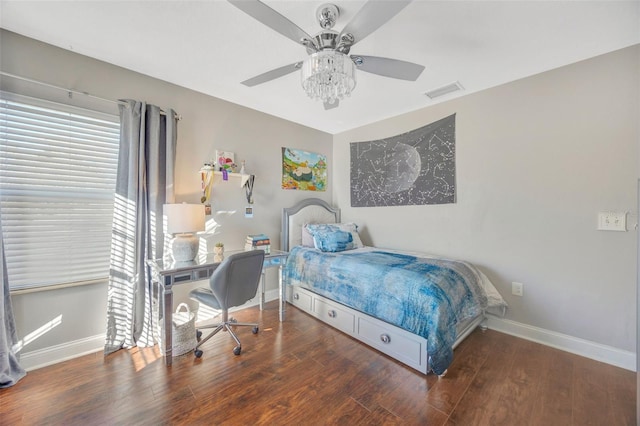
[350,114,456,207]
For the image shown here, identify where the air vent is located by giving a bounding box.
[424,81,464,99]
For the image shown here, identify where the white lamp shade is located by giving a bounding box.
[164,203,205,235]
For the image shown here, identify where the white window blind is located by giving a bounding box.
[0,92,120,290]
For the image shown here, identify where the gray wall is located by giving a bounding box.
[2,27,638,368]
[334,45,639,354]
[1,29,332,358]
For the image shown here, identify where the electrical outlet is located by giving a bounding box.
[511,282,524,297]
[597,211,627,231]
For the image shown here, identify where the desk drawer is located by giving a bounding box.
[313,298,355,335]
[171,272,195,283]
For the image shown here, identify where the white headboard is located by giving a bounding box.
[281,198,340,252]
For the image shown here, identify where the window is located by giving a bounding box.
[0,92,120,291]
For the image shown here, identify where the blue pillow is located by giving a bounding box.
[305,223,362,252]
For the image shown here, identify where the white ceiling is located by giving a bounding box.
[1,1,638,134]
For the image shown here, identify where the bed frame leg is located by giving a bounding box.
[480,318,488,332]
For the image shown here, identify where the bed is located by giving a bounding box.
[281,198,507,375]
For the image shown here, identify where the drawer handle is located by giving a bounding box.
[293,293,300,300]
[327,310,337,318]
[380,334,391,344]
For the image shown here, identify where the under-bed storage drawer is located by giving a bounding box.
[289,287,313,311]
[313,298,355,335]
[286,285,428,374]
[356,316,427,369]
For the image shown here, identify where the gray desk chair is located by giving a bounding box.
[189,250,265,358]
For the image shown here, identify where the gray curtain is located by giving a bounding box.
[0,211,26,387]
[104,100,176,354]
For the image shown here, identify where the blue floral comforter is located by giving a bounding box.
[283,246,489,374]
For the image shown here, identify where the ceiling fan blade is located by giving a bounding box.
[228,0,313,46]
[324,99,339,110]
[241,62,302,87]
[351,55,425,81]
[339,1,412,45]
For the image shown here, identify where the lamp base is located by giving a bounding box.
[171,234,199,262]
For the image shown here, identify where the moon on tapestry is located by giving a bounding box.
[350,114,456,207]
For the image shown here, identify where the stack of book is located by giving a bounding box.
[245,234,270,254]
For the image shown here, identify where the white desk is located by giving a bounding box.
[147,249,288,365]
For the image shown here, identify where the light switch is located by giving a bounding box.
[597,212,627,232]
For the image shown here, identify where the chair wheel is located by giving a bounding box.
[230,318,238,324]
[196,330,202,340]
[194,349,203,358]
[233,346,241,355]
[252,326,259,334]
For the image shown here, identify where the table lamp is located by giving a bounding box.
[164,203,205,262]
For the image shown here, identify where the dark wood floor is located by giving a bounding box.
[2,301,636,425]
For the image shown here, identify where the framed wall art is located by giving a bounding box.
[282,147,327,191]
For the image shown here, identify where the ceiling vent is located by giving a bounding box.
[424,81,464,99]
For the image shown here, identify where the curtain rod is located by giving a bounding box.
[0,71,181,120]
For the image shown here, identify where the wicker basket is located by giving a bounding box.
[172,303,196,356]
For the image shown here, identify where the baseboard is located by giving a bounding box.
[19,334,105,371]
[231,288,280,311]
[486,316,636,372]
[256,288,281,305]
[18,290,282,371]
[18,295,634,373]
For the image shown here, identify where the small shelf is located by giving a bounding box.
[210,170,251,187]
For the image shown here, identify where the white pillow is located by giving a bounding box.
[301,225,315,247]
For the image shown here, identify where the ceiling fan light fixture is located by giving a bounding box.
[301,51,356,105]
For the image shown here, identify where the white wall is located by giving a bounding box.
[1,29,332,363]
[333,46,639,359]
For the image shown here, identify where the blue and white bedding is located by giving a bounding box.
[283,246,497,375]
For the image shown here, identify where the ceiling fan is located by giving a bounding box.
[228,0,425,110]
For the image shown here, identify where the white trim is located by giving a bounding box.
[230,288,279,311]
[19,334,105,371]
[262,288,280,304]
[23,291,633,374]
[18,289,282,371]
[486,316,636,372]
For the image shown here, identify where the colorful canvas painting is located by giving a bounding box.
[282,148,327,191]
